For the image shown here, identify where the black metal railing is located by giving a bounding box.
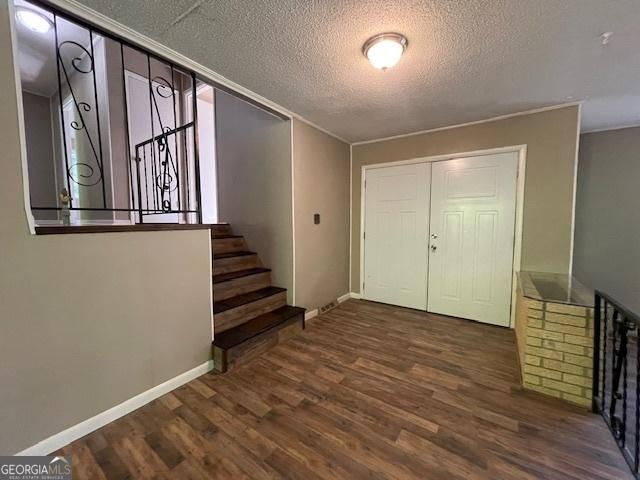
[593,290,640,478]
[24,0,202,224]
[133,122,200,223]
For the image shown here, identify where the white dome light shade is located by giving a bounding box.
[16,7,53,34]
[363,33,408,70]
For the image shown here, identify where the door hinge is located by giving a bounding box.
[363,231,366,239]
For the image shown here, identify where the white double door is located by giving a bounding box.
[363,152,518,326]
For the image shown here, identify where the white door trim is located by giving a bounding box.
[359,144,527,328]
[185,83,220,225]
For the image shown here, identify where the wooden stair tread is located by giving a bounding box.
[210,222,303,372]
[213,251,256,260]
[213,305,305,350]
[213,286,286,315]
[213,267,270,284]
[212,234,243,239]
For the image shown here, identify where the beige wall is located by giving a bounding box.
[0,6,212,455]
[351,105,580,292]
[292,119,350,311]
[215,90,294,299]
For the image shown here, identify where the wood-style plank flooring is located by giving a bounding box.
[59,300,632,479]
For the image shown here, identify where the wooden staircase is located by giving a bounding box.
[211,224,305,372]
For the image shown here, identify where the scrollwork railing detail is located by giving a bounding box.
[149,76,179,211]
[57,39,104,188]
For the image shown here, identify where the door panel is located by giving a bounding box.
[428,153,518,326]
[363,163,430,310]
[472,211,498,303]
[442,211,463,299]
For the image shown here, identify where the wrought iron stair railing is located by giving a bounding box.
[593,290,640,478]
[133,121,201,223]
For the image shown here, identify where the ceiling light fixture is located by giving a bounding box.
[16,6,53,34]
[363,33,408,71]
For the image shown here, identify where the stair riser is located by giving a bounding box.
[214,272,271,301]
[214,291,287,334]
[213,314,304,372]
[212,237,246,255]
[213,255,260,276]
[210,224,232,237]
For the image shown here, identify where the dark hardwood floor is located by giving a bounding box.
[58,300,631,479]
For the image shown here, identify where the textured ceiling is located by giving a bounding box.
[72,0,640,142]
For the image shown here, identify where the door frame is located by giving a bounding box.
[360,144,527,328]
[185,83,219,224]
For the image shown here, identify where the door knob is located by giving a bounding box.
[430,245,437,252]
[431,233,438,239]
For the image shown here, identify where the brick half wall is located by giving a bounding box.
[515,289,594,408]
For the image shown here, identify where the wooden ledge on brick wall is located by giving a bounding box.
[34,224,222,235]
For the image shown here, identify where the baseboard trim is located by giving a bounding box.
[16,360,214,456]
[304,309,319,321]
[350,292,362,300]
[306,293,353,322]
[337,292,351,303]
